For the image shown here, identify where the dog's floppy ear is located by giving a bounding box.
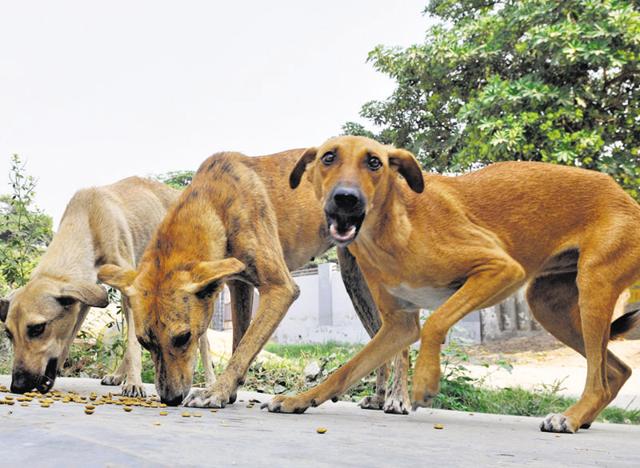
[0,297,9,322]
[183,258,246,299]
[59,282,109,308]
[98,264,137,297]
[388,148,424,193]
[290,147,318,189]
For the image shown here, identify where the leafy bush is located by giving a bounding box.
[347,0,640,196]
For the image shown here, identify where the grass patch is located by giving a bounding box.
[264,341,362,359]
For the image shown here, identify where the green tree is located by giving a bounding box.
[0,155,53,293]
[346,0,640,196]
[155,170,194,189]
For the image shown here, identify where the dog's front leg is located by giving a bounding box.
[183,281,298,408]
[412,257,525,409]
[264,291,420,414]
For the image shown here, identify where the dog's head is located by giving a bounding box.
[98,258,244,406]
[290,136,424,246]
[0,278,108,394]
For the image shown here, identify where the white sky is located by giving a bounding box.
[1,1,430,226]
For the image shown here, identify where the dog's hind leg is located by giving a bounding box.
[198,333,216,386]
[382,349,410,414]
[119,296,146,397]
[537,247,636,433]
[338,247,402,412]
[528,273,632,433]
[101,299,127,387]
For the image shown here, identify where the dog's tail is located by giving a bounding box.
[610,309,640,340]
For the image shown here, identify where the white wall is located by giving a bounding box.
[271,264,482,345]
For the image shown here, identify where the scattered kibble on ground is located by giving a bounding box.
[434,424,444,430]
[316,427,327,434]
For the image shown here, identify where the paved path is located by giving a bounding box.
[1,376,639,467]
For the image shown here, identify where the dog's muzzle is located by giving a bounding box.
[11,358,57,394]
[160,390,189,406]
[325,186,366,246]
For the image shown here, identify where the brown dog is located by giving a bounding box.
[98,150,409,411]
[262,135,640,433]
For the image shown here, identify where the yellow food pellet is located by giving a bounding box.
[85,409,94,415]
[20,403,29,407]
[85,404,95,410]
[433,424,444,430]
[159,411,168,416]
[4,396,14,401]
[181,412,191,418]
[153,422,161,426]
[40,404,50,408]
[5,401,14,406]
[210,409,218,413]
[123,406,133,412]
[159,403,167,408]
[316,427,327,434]
[192,413,202,418]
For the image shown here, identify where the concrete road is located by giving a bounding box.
[1,376,639,467]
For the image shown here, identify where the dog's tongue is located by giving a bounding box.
[330,224,356,243]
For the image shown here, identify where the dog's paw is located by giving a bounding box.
[121,382,146,398]
[183,387,237,408]
[383,395,409,415]
[539,413,577,433]
[410,388,436,411]
[261,395,311,414]
[101,374,124,386]
[358,395,385,411]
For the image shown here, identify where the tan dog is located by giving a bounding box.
[0,177,215,396]
[98,150,410,411]
[262,135,640,434]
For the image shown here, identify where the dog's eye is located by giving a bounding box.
[172,331,191,348]
[367,155,382,171]
[56,296,77,308]
[27,322,46,339]
[321,152,336,166]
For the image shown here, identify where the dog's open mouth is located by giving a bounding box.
[330,224,356,243]
[37,358,58,393]
[327,214,364,246]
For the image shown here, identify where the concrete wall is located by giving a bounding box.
[271,264,488,345]
[212,263,540,344]
[271,264,372,344]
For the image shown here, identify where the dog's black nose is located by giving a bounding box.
[161,394,185,406]
[11,370,37,394]
[332,187,362,211]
